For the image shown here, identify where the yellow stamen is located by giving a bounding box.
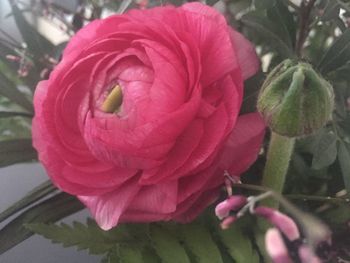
[101,85,123,113]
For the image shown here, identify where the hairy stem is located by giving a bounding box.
[261,132,295,207]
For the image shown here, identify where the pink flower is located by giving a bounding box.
[32,3,265,230]
[255,207,300,241]
[265,228,293,263]
[215,195,247,220]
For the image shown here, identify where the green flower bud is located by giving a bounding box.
[257,59,334,137]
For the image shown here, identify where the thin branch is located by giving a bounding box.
[284,0,301,11]
[117,0,133,14]
[295,0,318,57]
[286,194,350,204]
[229,182,331,247]
[230,182,350,204]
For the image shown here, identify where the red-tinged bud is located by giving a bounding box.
[265,228,292,263]
[220,216,237,230]
[18,67,29,77]
[298,245,322,263]
[215,196,247,220]
[255,206,300,241]
[6,55,20,61]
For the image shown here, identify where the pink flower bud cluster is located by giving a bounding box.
[215,195,323,263]
[6,53,31,77]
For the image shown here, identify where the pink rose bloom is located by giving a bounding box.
[32,2,265,230]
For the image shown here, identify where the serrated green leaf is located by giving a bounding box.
[312,132,338,169]
[179,224,223,263]
[241,12,294,58]
[0,111,33,118]
[318,29,350,74]
[0,72,33,112]
[9,1,54,59]
[0,139,37,167]
[27,219,149,256]
[118,244,144,263]
[0,180,56,223]
[27,221,111,255]
[0,192,84,255]
[150,225,190,263]
[101,247,120,263]
[141,247,161,263]
[338,141,350,194]
[217,221,259,263]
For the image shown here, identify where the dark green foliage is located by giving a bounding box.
[0,72,33,112]
[215,221,259,263]
[311,131,338,170]
[254,0,276,10]
[27,217,261,263]
[338,141,350,194]
[0,139,37,167]
[0,193,84,254]
[241,11,294,58]
[0,180,57,224]
[318,29,350,74]
[26,219,137,255]
[9,1,54,61]
[0,111,33,118]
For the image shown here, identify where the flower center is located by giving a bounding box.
[101,85,123,113]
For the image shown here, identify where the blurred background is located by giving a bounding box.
[0,1,106,262]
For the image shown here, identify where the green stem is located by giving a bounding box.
[255,133,295,261]
[261,132,295,207]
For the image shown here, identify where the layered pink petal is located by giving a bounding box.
[63,16,129,60]
[229,29,260,80]
[180,2,241,87]
[219,113,266,176]
[78,177,141,230]
[127,181,178,214]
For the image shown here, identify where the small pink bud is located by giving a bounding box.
[215,196,247,220]
[6,55,20,61]
[18,67,29,77]
[220,216,237,229]
[265,228,292,263]
[255,207,300,241]
[40,68,50,79]
[136,0,148,9]
[298,245,321,263]
[48,57,58,64]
